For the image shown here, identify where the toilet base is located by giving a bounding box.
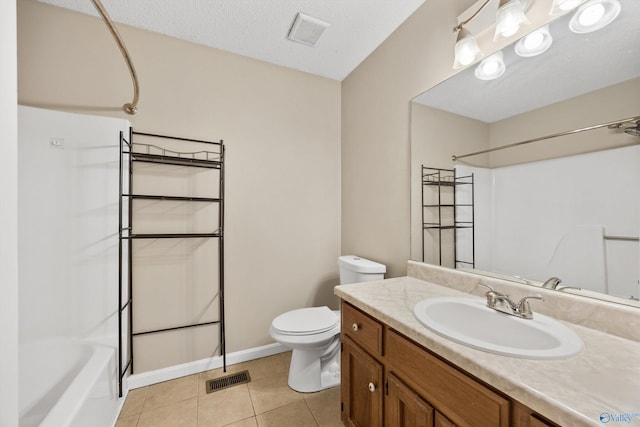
[287,337,340,393]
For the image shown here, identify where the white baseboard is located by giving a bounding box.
[126,343,288,390]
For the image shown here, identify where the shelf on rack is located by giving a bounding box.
[422,181,474,186]
[132,320,221,337]
[129,151,222,169]
[127,232,221,239]
[125,194,221,203]
[423,224,474,230]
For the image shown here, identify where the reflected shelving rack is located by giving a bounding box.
[421,166,474,269]
[118,129,225,396]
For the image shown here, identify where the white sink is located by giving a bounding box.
[413,297,583,359]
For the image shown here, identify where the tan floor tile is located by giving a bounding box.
[138,398,198,427]
[115,414,139,427]
[120,387,148,417]
[248,374,304,415]
[305,387,342,427]
[239,352,290,382]
[142,374,199,412]
[256,400,318,427]
[222,416,258,427]
[197,384,255,427]
[117,352,342,427]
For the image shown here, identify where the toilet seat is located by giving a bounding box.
[272,306,338,336]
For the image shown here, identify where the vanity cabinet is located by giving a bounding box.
[340,302,558,427]
[341,300,384,427]
[341,336,383,427]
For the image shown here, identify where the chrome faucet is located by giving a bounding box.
[478,284,543,319]
[542,277,562,289]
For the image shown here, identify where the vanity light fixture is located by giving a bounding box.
[515,24,553,57]
[452,0,536,69]
[453,27,484,69]
[549,0,587,15]
[569,0,621,33]
[495,0,532,40]
[474,50,506,80]
[452,0,493,69]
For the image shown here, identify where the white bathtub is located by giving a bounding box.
[19,339,120,427]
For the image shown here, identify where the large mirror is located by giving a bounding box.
[410,0,640,307]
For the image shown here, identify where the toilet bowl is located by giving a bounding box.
[269,255,386,393]
[270,306,341,392]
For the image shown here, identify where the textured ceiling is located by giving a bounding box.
[37,0,427,81]
[414,0,640,123]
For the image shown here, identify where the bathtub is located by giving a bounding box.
[19,339,120,427]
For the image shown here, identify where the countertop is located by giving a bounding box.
[335,276,640,426]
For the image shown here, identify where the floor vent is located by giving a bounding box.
[206,370,251,394]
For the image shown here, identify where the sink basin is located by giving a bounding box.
[413,297,583,359]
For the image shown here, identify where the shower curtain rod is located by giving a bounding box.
[452,115,640,161]
[91,0,139,115]
[604,235,640,242]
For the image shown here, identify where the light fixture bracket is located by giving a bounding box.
[455,0,533,35]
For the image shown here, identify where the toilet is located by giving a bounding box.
[269,255,386,392]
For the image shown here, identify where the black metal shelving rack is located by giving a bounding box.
[118,129,226,396]
[421,166,474,268]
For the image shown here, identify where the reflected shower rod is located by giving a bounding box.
[452,115,640,161]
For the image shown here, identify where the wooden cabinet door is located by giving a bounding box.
[341,335,383,427]
[386,372,434,427]
[386,330,509,427]
[435,411,457,427]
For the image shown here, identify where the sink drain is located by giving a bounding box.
[205,370,251,394]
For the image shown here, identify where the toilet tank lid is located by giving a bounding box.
[338,255,386,274]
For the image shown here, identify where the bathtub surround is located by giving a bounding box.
[18,106,128,426]
[458,144,640,300]
[336,261,640,426]
[0,1,18,426]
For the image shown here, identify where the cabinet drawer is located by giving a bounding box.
[386,329,509,427]
[512,402,559,427]
[342,302,383,356]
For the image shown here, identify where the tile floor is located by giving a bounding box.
[116,352,344,427]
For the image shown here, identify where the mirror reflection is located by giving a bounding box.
[410,0,640,307]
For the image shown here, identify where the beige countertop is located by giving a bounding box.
[335,275,640,426]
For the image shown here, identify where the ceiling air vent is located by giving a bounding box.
[287,13,330,46]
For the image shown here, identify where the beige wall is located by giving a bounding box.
[0,0,19,425]
[18,0,341,371]
[341,0,476,278]
[489,77,640,166]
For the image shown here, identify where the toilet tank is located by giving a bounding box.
[338,255,386,285]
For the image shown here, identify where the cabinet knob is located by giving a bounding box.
[352,323,359,331]
[368,382,376,392]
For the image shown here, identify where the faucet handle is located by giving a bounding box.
[478,283,499,307]
[516,296,544,319]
